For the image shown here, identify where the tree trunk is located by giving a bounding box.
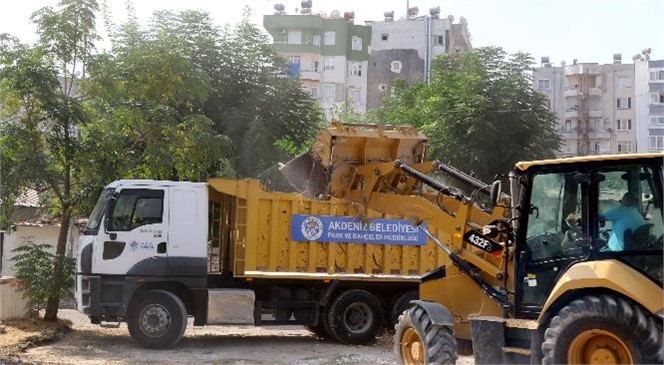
[43,209,72,322]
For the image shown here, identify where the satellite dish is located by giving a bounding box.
[330,10,340,17]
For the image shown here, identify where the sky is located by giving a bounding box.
[0,0,662,66]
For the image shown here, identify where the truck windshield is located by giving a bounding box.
[83,188,112,235]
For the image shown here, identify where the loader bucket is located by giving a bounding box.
[280,122,428,199]
[279,151,329,198]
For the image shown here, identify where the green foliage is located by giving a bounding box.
[83,6,324,180]
[11,244,76,314]
[377,47,563,182]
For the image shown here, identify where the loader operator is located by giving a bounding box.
[603,192,646,251]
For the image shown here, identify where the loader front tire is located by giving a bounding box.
[395,305,457,365]
[127,290,187,349]
[542,294,663,365]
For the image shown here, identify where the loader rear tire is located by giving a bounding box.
[395,305,457,365]
[127,290,187,349]
[541,294,663,365]
[327,290,384,345]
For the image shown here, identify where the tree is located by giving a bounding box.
[88,6,324,179]
[0,0,101,321]
[377,47,562,182]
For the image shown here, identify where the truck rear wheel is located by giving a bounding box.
[390,291,418,330]
[327,289,384,344]
[542,294,663,365]
[395,305,457,365]
[127,290,188,349]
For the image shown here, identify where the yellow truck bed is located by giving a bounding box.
[207,178,446,282]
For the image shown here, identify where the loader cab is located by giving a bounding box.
[510,154,664,319]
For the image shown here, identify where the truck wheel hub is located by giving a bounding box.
[140,304,171,337]
[343,303,372,333]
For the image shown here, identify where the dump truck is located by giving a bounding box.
[284,122,664,364]
[75,174,489,348]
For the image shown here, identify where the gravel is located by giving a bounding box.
[8,310,474,364]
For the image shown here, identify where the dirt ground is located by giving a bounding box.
[2,310,474,364]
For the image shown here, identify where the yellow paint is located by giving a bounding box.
[516,152,664,171]
[540,260,664,320]
[206,178,442,281]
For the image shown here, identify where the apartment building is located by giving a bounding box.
[366,9,472,109]
[534,56,637,156]
[263,4,370,119]
[635,59,664,152]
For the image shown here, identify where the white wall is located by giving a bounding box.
[635,60,652,153]
[1,225,80,277]
[370,18,451,60]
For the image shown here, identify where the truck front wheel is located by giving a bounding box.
[127,290,188,349]
[542,294,663,364]
[395,305,457,365]
[327,289,384,344]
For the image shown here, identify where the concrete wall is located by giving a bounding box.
[367,49,424,109]
[0,277,29,319]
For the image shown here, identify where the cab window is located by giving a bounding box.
[109,189,164,231]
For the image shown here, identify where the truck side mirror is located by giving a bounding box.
[103,191,119,232]
[489,180,501,210]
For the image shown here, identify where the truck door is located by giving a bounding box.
[94,187,169,276]
[166,186,207,276]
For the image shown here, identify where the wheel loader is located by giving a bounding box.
[282,122,664,364]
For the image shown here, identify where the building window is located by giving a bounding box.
[324,31,336,45]
[351,36,362,51]
[650,116,664,125]
[649,136,664,152]
[594,142,602,154]
[323,84,335,99]
[435,35,444,45]
[537,79,550,90]
[563,119,573,132]
[616,97,631,109]
[312,35,321,46]
[616,119,632,131]
[616,77,631,88]
[378,84,387,91]
[391,60,402,73]
[650,71,664,81]
[324,56,334,71]
[617,142,633,153]
[651,92,664,104]
[381,34,388,41]
[286,56,301,64]
[310,87,319,99]
[312,61,319,72]
[390,86,396,95]
[350,62,362,76]
[288,31,301,45]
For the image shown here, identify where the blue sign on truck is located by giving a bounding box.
[291,214,427,246]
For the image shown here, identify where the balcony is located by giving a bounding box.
[564,107,579,119]
[589,87,603,96]
[589,109,603,118]
[564,88,580,97]
[300,70,321,81]
[564,64,602,76]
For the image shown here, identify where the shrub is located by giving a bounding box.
[10,244,75,316]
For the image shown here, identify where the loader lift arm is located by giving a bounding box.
[281,123,512,316]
